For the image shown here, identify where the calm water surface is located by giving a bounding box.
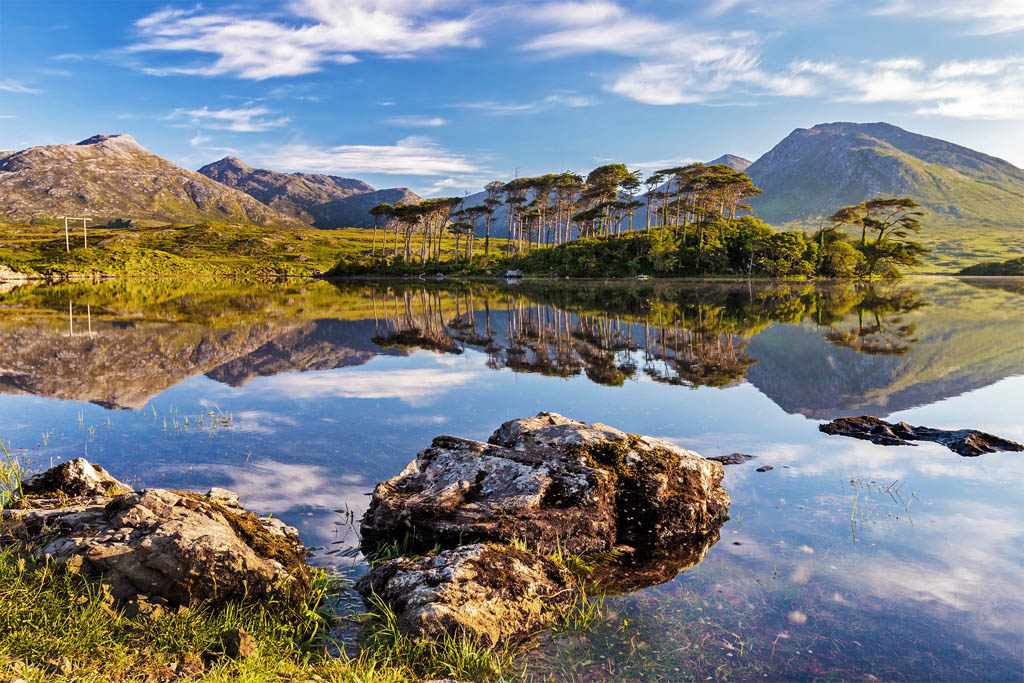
[1,276,1022,681]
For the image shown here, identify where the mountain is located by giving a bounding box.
[311,188,422,229]
[198,156,373,224]
[708,154,752,172]
[0,135,301,227]
[199,156,421,229]
[745,122,1024,226]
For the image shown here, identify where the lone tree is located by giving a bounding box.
[827,198,928,277]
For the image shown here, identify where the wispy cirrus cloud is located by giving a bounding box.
[455,92,596,114]
[166,104,291,132]
[386,115,448,127]
[0,79,41,94]
[520,2,812,105]
[128,0,481,80]
[789,56,1024,119]
[873,0,1024,34]
[251,136,478,175]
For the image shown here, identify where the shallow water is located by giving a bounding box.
[1,276,1022,680]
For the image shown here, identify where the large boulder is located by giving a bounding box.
[361,412,729,554]
[355,543,573,644]
[2,459,308,606]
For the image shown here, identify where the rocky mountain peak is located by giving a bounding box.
[76,133,140,147]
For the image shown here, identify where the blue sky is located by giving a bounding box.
[1,0,1023,196]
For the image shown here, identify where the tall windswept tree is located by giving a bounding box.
[368,202,392,258]
[828,197,928,277]
[643,172,665,232]
[483,180,504,255]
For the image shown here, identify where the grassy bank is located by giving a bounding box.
[958,255,1024,276]
[0,222,505,280]
[0,540,526,682]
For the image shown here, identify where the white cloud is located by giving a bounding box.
[129,0,481,80]
[455,91,596,114]
[0,115,15,120]
[874,0,1024,34]
[789,56,1024,119]
[386,115,448,127]
[257,366,481,404]
[251,135,478,175]
[0,80,41,94]
[167,104,291,132]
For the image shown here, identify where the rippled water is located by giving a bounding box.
[1,276,1022,680]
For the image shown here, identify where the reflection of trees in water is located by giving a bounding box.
[358,280,929,389]
[821,287,927,356]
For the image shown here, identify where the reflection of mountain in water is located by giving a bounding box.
[205,319,401,387]
[1,278,1021,417]
[746,282,1024,418]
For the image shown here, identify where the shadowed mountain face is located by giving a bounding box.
[0,135,303,227]
[198,157,422,229]
[197,157,373,225]
[745,122,1024,225]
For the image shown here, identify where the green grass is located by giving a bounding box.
[0,222,507,280]
[957,255,1024,276]
[0,540,530,682]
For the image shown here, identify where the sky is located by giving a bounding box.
[1,0,1023,196]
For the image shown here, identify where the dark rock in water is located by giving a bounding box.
[3,459,308,606]
[819,416,1024,457]
[755,465,774,472]
[360,412,730,555]
[355,543,573,645]
[590,529,721,595]
[708,453,756,466]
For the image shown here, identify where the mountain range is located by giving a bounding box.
[1,123,1022,260]
[197,156,421,228]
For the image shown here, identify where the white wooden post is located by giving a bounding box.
[68,301,74,337]
[82,218,88,249]
[64,217,70,252]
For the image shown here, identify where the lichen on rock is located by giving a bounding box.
[1,458,308,607]
[356,543,573,645]
[361,412,729,555]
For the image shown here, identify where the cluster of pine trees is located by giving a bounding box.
[360,162,926,278]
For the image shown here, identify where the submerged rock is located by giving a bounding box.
[360,412,730,555]
[2,458,308,606]
[708,453,756,466]
[355,543,573,645]
[819,416,1024,457]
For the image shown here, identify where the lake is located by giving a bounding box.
[1,276,1022,680]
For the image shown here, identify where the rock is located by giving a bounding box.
[2,459,308,607]
[356,543,573,645]
[755,465,774,472]
[590,529,721,594]
[819,416,1024,457]
[220,628,258,660]
[708,453,756,465]
[19,458,132,498]
[360,412,729,555]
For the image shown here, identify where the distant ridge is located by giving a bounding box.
[745,121,1024,225]
[199,157,421,229]
[708,154,752,172]
[0,135,302,227]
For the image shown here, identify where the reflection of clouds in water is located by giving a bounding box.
[233,410,298,435]
[252,368,482,406]
[154,458,373,551]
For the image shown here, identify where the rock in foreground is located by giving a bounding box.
[819,416,1024,457]
[361,412,729,554]
[356,543,572,644]
[2,459,308,606]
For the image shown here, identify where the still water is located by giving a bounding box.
[1,276,1022,680]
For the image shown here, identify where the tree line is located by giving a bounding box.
[361,162,926,278]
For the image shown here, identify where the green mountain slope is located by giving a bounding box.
[745,122,1024,269]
